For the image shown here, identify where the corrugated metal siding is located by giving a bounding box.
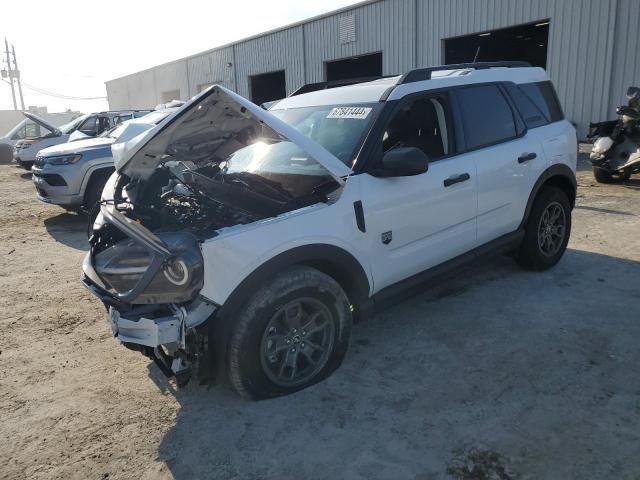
[304,0,415,83]
[153,60,189,103]
[125,70,157,108]
[234,26,305,99]
[105,77,129,110]
[187,47,236,96]
[417,0,617,136]
[106,0,634,136]
[609,0,640,117]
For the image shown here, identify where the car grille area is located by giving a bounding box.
[33,173,67,187]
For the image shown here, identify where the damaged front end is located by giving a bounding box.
[81,85,350,385]
[82,202,217,385]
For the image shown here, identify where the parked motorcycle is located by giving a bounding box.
[588,86,640,183]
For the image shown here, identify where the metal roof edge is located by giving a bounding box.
[105,0,383,85]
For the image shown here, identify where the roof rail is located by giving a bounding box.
[398,61,532,85]
[290,75,394,97]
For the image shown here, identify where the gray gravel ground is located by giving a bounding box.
[1,147,639,479]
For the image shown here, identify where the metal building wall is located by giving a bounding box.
[186,47,236,95]
[609,0,640,115]
[303,0,415,83]
[125,70,157,109]
[153,60,190,102]
[105,77,130,110]
[416,0,619,135]
[105,0,636,136]
[233,26,305,98]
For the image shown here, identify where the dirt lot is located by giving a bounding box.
[1,151,640,480]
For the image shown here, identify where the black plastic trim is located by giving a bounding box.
[519,163,577,230]
[353,201,366,232]
[370,229,525,310]
[217,244,371,319]
[398,62,532,85]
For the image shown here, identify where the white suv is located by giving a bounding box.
[82,62,577,399]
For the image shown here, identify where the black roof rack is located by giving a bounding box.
[398,61,532,85]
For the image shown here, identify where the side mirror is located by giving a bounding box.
[378,147,429,177]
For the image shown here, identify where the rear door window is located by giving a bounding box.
[455,85,517,150]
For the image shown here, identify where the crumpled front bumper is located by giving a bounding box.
[81,202,216,381]
[107,300,215,349]
[82,254,216,350]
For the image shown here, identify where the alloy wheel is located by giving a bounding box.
[260,298,335,387]
[537,201,566,257]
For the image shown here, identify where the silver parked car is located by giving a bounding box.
[32,109,180,215]
[15,110,150,170]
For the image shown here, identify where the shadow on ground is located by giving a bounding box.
[146,249,640,480]
[44,212,89,251]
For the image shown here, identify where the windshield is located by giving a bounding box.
[59,114,88,134]
[270,103,379,166]
[100,123,128,139]
[4,118,53,139]
[100,111,173,139]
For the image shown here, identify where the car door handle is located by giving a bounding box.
[518,152,537,163]
[443,173,471,187]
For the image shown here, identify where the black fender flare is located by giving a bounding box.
[519,163,577,229]
[205,244,370,377]
[216,244,371,320]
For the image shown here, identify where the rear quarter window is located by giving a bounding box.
[518,81,564,124]
[455,84,517,150]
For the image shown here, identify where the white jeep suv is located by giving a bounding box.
[82,62,577,399]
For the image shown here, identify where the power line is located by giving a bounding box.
[20,81,107,100]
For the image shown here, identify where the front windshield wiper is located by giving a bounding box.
[225,171,293,202]
[279,179,340,211]
[165,163,284,218]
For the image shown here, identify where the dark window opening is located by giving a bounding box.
[250,70,286,106]
[456,85,517,150]
[444,21,549,69]
[325,52,383,83]
[382,96,452,163]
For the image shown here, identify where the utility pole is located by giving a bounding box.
[11,44,25,110]
[3,38,17,110]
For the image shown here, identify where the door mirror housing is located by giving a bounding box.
[378,147,429,177]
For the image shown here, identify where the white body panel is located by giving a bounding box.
[97,66,577,310]
[198,181,371,304]
[473,121,576,244]
[354,161,477,292]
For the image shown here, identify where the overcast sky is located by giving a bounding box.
[0,0,362,113]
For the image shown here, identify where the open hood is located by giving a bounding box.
[112,86,351,185]
[22,112,61,136]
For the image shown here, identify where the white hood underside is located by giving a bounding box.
[112,86,351,185]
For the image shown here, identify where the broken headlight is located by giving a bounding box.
[93,231,204,305]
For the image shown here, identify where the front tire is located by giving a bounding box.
[227,266,352,400]
[516,186,571,271]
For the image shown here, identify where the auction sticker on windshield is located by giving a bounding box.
[327,107,372,120]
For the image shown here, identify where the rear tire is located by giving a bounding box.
[227,266,352,400]
[593,167,614,183]
[516,186,571,271]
